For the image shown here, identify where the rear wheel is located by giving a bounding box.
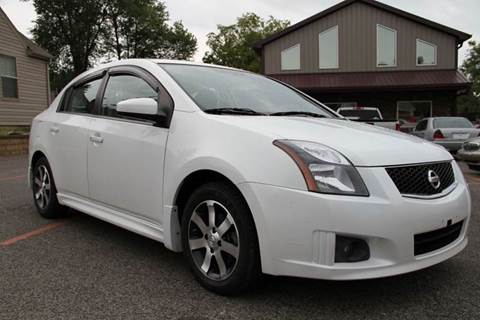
[181,182,260,295]
[32,157,67,219]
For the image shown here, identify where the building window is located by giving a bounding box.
[376,24,397,67]
[416,39,437,66]
[0,55,18,98]
[281,44,300,70]
[319,25,339,69]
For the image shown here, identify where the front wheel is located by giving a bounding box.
[32,157,67,219]
[181,182,260,295]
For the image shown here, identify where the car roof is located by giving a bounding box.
[88,59,242,74]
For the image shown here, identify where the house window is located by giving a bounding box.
[0,55,18,98]
[319,25,339,69]
[281,44,300,70]
[376,24,397,67]
[416,39,437,66]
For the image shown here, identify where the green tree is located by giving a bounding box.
[203,13,290,72]
[458,41,480,114]
[105,0,196,60]
[25,0,197,92]
[25,0,110,91]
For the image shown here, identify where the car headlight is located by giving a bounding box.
[273,140,369,196]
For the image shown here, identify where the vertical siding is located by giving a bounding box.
[264,2,457,74]
[0,10,49,126]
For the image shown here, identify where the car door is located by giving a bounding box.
[45,74,103,197]
[413,119,428,139]
[87,66,173,225]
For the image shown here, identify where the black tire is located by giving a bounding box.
[32,157,67,219]
[181,181,260,295]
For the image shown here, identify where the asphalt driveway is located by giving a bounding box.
[0,155,479,319]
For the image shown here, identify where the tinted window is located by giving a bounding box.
[338,109,381,120]
[433,118,473,129]
[65,78,102,113]
[63,79,102,113]
[102,75,157,118]
[161,64,332,117]
[415,120,428,131]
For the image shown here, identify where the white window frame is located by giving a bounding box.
[416,39,437,66]
[319,25,339,69]
[376,24,397,68]
[281,43,301,71]
[396,100,432,120]
[0,54,18,99]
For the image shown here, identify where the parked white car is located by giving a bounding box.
[412,117,480,152]
[29,60,470,295]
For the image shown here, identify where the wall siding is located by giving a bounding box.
[0,11,49,126]
[264,2,457,75]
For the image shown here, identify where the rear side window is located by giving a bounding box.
[415,120,428,131]
[62,78,102,114]
[101,75,157,118]
[433,118,472,129]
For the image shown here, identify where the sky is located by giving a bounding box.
[0,0,478,64]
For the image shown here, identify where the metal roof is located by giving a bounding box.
[270,70,471,92]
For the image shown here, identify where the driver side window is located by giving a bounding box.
[102,74,157,118]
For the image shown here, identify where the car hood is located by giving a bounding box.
[218,116,452,167]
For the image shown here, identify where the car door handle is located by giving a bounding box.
[89,135,104,144]
[50,126,60,134]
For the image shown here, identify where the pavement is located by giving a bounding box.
[0,154,479,320]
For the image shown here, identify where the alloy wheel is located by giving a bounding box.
[33,165,51,210]
[188,200,240,281]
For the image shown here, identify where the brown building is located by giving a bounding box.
[0,6,52,126]
[254,0,472,123]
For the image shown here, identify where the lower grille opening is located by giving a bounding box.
[414,221,463,256]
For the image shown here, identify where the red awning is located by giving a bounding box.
[269,70,471,92]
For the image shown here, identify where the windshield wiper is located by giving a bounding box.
[269,111,327,118]
[204,107,266,115]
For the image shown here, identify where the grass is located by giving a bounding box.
[0,126,30,137]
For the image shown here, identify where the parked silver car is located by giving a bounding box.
[457,137,480,171]
[412,117,479,152]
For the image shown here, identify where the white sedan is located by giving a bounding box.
[29,59,470,295]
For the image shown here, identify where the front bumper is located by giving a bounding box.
[238,162,470,280]
[457,149,480,164]
[433,140,464,152]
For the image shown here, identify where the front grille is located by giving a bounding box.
[414,221,463,255]
[386,162,455,197]
[463,142,480,151]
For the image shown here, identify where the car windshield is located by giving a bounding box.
[160,64,334,117]
[338,109,381,120]
[433,118,473,129]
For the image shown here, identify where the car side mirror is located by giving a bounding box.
[116,97,169,126]
[117,98,159,116]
